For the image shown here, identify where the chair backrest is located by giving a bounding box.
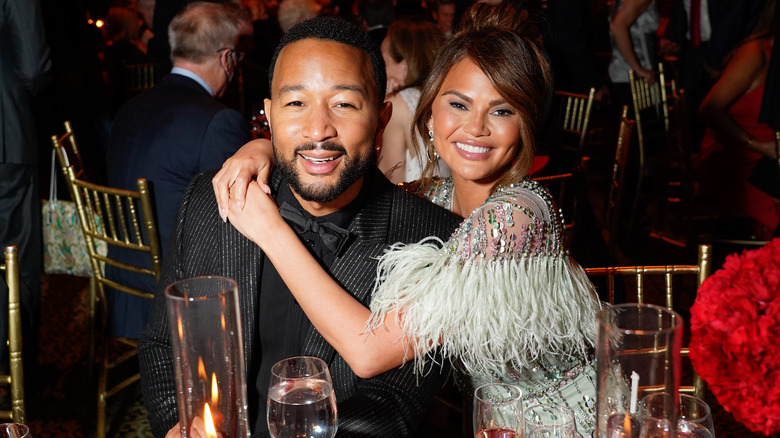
[603,106,634,254]
[0,246,25,422]
[554,87,596,150]
[584,244,713,399]
[51,121,87,180]
[629,62,671,153]
[124,61,156,95]
[61,165,162,300]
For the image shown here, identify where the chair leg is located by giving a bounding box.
[88,276,97,377]
[96,283,109,438]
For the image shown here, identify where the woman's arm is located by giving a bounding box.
[610,0,656,83]
[377,93,409,184]
[699,39,770,154]
[227,182,414,378]
[212,138,274,221]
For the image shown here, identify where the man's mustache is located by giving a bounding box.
[294,142,347,155]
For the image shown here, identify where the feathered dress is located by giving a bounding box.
[367,177,601,435]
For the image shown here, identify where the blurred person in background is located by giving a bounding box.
[277,0,322,32]
[698,0,778,239]
[430,0,456,36]
[378,18,449,183]
[105,1,251,340]
[0,0,51,386]
[608,0,659,109]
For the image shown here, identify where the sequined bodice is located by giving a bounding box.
[422,177,567,260]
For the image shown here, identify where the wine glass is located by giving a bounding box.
[0,423,31,438]
[524,403,576,433]
[526,425,583,438]
[267,356,338,438]
[473,383,524,438]
[639,393,715,438]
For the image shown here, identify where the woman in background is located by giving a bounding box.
[378,18,448,182]
[698,0,778,238]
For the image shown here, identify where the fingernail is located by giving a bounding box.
[235,201,242,211]
[219,207,227,222]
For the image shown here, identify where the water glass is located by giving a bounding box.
[267,356,338,438]
[0,424,30,438]
[639,393,715,438]
[473,383,524,438]
[526,425,583,438]
[596,303,683,437]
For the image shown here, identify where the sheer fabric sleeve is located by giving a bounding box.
[367,182,601,377]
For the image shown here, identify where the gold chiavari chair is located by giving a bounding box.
[123,61,156,95]
[51,122,100,375]
[0,246,25,423]
[602,106,634,258]
[60,165,162,438]
[555,87,596,151]
[50,121,86,179]
[584,244,713,399]
[628,62,671,155]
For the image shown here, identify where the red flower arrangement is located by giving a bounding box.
[690,238,780,436]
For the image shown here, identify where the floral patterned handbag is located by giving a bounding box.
[42,150,106,277]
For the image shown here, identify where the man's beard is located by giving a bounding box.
[274,141,375,203]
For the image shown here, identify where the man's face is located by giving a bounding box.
[265,39,391,205]
[434,3,455,35]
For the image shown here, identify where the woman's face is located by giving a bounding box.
[429,58,522,186]
[381,36,407,92]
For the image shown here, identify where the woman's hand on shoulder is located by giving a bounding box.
[213,138,274,222]
[226,179,287,248]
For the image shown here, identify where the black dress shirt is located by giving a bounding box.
[253,178,366,433]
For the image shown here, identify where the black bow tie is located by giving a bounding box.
[278,202,351,255]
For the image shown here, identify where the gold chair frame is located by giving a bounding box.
[123,61,156,95]
[628,62,670,147]
[584,244,713,399]
[0,246,25,422]
[555,87,596,150]
[602,106,634,256]
[60,165,161,438]
[51,122,101,376]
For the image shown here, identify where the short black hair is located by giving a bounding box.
[267,16,387,104]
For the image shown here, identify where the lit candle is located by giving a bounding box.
[204,403,218,438]
[211,373,219,406]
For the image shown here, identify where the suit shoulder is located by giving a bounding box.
[389,184,460,240]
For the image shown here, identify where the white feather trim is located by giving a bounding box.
[366,237,601,377]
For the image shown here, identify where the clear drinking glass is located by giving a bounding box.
[267,356,338,438]
[473,383,524,438]
[166,276,250,438]
[596,303,683,437]
[524,403,576,433]
[526,425,583,438]
[639,393,715,438]
[0,423,31,438]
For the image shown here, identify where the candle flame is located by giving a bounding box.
[221,314,226,330]
[177,317,184,340]
[204,403,217,438]
[211,373,218,406]
[624,412,632,435]
[198,357,207,382]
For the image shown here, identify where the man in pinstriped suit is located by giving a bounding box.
[138,16,460,438]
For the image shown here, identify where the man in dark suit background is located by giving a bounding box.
[106,1,251,340]
[0,0,51,376]
[138,16,460,438]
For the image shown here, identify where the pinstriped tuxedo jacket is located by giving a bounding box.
[138,167,461,438]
